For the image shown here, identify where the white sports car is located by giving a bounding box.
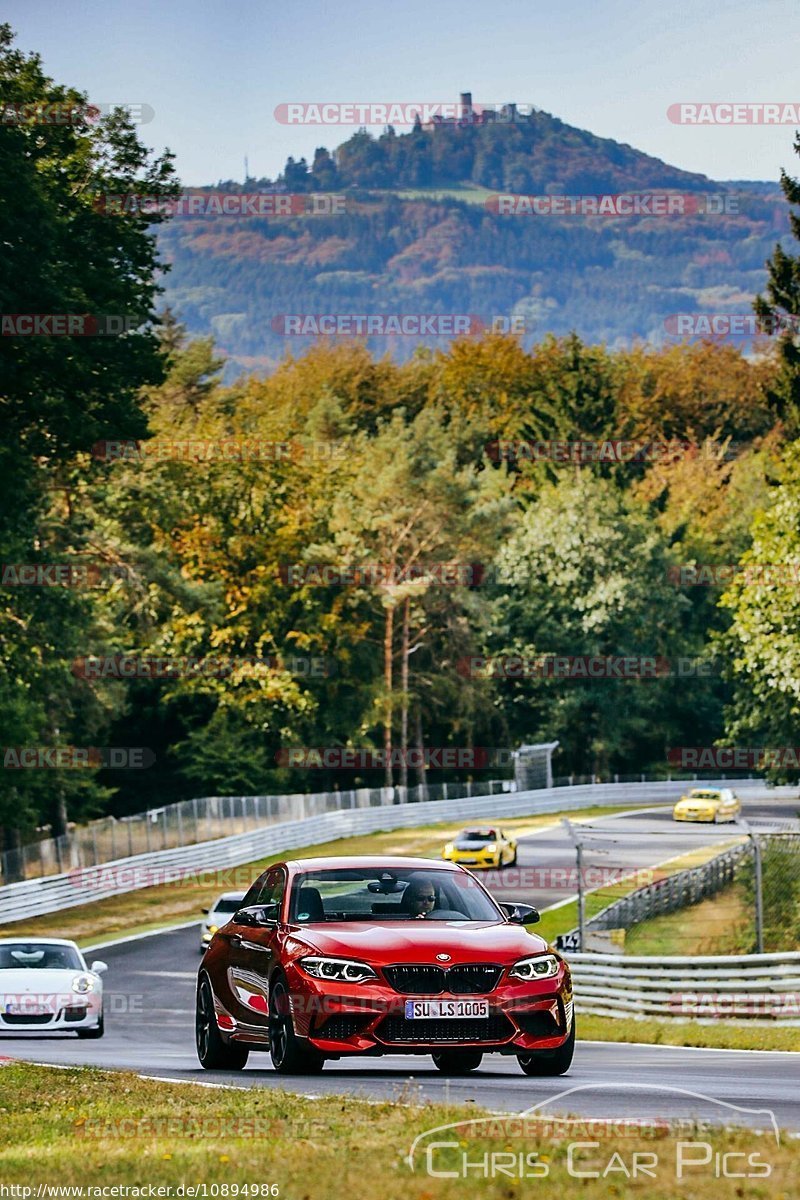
[0,938,107,1037]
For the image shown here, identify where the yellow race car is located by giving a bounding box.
[442,826,518,869]
[672,787,741,823]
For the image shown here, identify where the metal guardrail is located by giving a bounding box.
[0,778,764,926]
[571,950,800,1024]
[0,779,515,885]
[3,767,760,885]
[586,843,750,932]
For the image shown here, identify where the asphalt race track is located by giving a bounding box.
[3,796,800,1132]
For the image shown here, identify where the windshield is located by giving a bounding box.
[689,791,720,800]
[0,943,84,971]
[454,829,498,847]
[289,867,502,923]
[211,897,246,914]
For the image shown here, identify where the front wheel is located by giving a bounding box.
[432,1050,483,1074]
[77,1012,104,1039]
[517,1019,575,1076]
[196,978,249,1070]
[269,979,325,1075]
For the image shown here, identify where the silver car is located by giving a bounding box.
[200,891,247,952]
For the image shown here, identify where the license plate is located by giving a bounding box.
[404,999,489,1019]
[459,858,477,864]
[5,1004,47,1016]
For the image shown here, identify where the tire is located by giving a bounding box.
[77,1012,104,1039]
[517,1018,575,1076]
[269,978,325,1075]
[432,1050,483,1074]
[509,846,518,867]
[196,978,249,1070]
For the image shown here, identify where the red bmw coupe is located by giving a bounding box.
[195,855,574,1076]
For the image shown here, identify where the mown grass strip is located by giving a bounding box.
[0,1061,796,1196]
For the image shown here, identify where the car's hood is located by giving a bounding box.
[0,969,92,994]
[288,921,551,963]
[676,797,715,807]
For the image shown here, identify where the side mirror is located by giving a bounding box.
[201,907,209,915]
[500,902,540,925]
[233,905,278,927]
[90,960,108,975]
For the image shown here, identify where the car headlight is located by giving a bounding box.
[509,954,561,982]
[299,956,378,983]
[484,843,497,853]
[208,924,219,934]
[72,974,95,994]
[443,844,454,854]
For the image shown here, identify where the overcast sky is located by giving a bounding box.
[6,0,800,186]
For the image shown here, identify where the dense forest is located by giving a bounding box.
[157,103,786,374]
[159,185,787,377]
[270,107,717,194]
[4,29,800,854]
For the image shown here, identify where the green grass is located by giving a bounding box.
[1,1061,797,1196]
[578,1013,800,1052]
[536,837,744,945]
[380,182,496,205]
[623,882,757,957]
[2,804,634,947]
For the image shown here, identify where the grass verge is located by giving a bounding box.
[2,805,633,947]
[0,1061,796,1196]
[536,836,745,945]
[623,883,756,957]
[578,1013,800,1052]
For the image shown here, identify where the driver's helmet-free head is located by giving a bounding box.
[402,876,437,914]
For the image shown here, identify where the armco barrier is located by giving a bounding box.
[0,778,764,925]
[582,843,750,933]
[570,950,800,1024]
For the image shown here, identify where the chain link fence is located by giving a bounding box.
[0,777,517,885]
[558,824,800,956]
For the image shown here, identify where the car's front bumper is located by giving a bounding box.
[673,808,716,822]
[443,852,501,869]
[0,995,101,1032]
[269,964,574,1056]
